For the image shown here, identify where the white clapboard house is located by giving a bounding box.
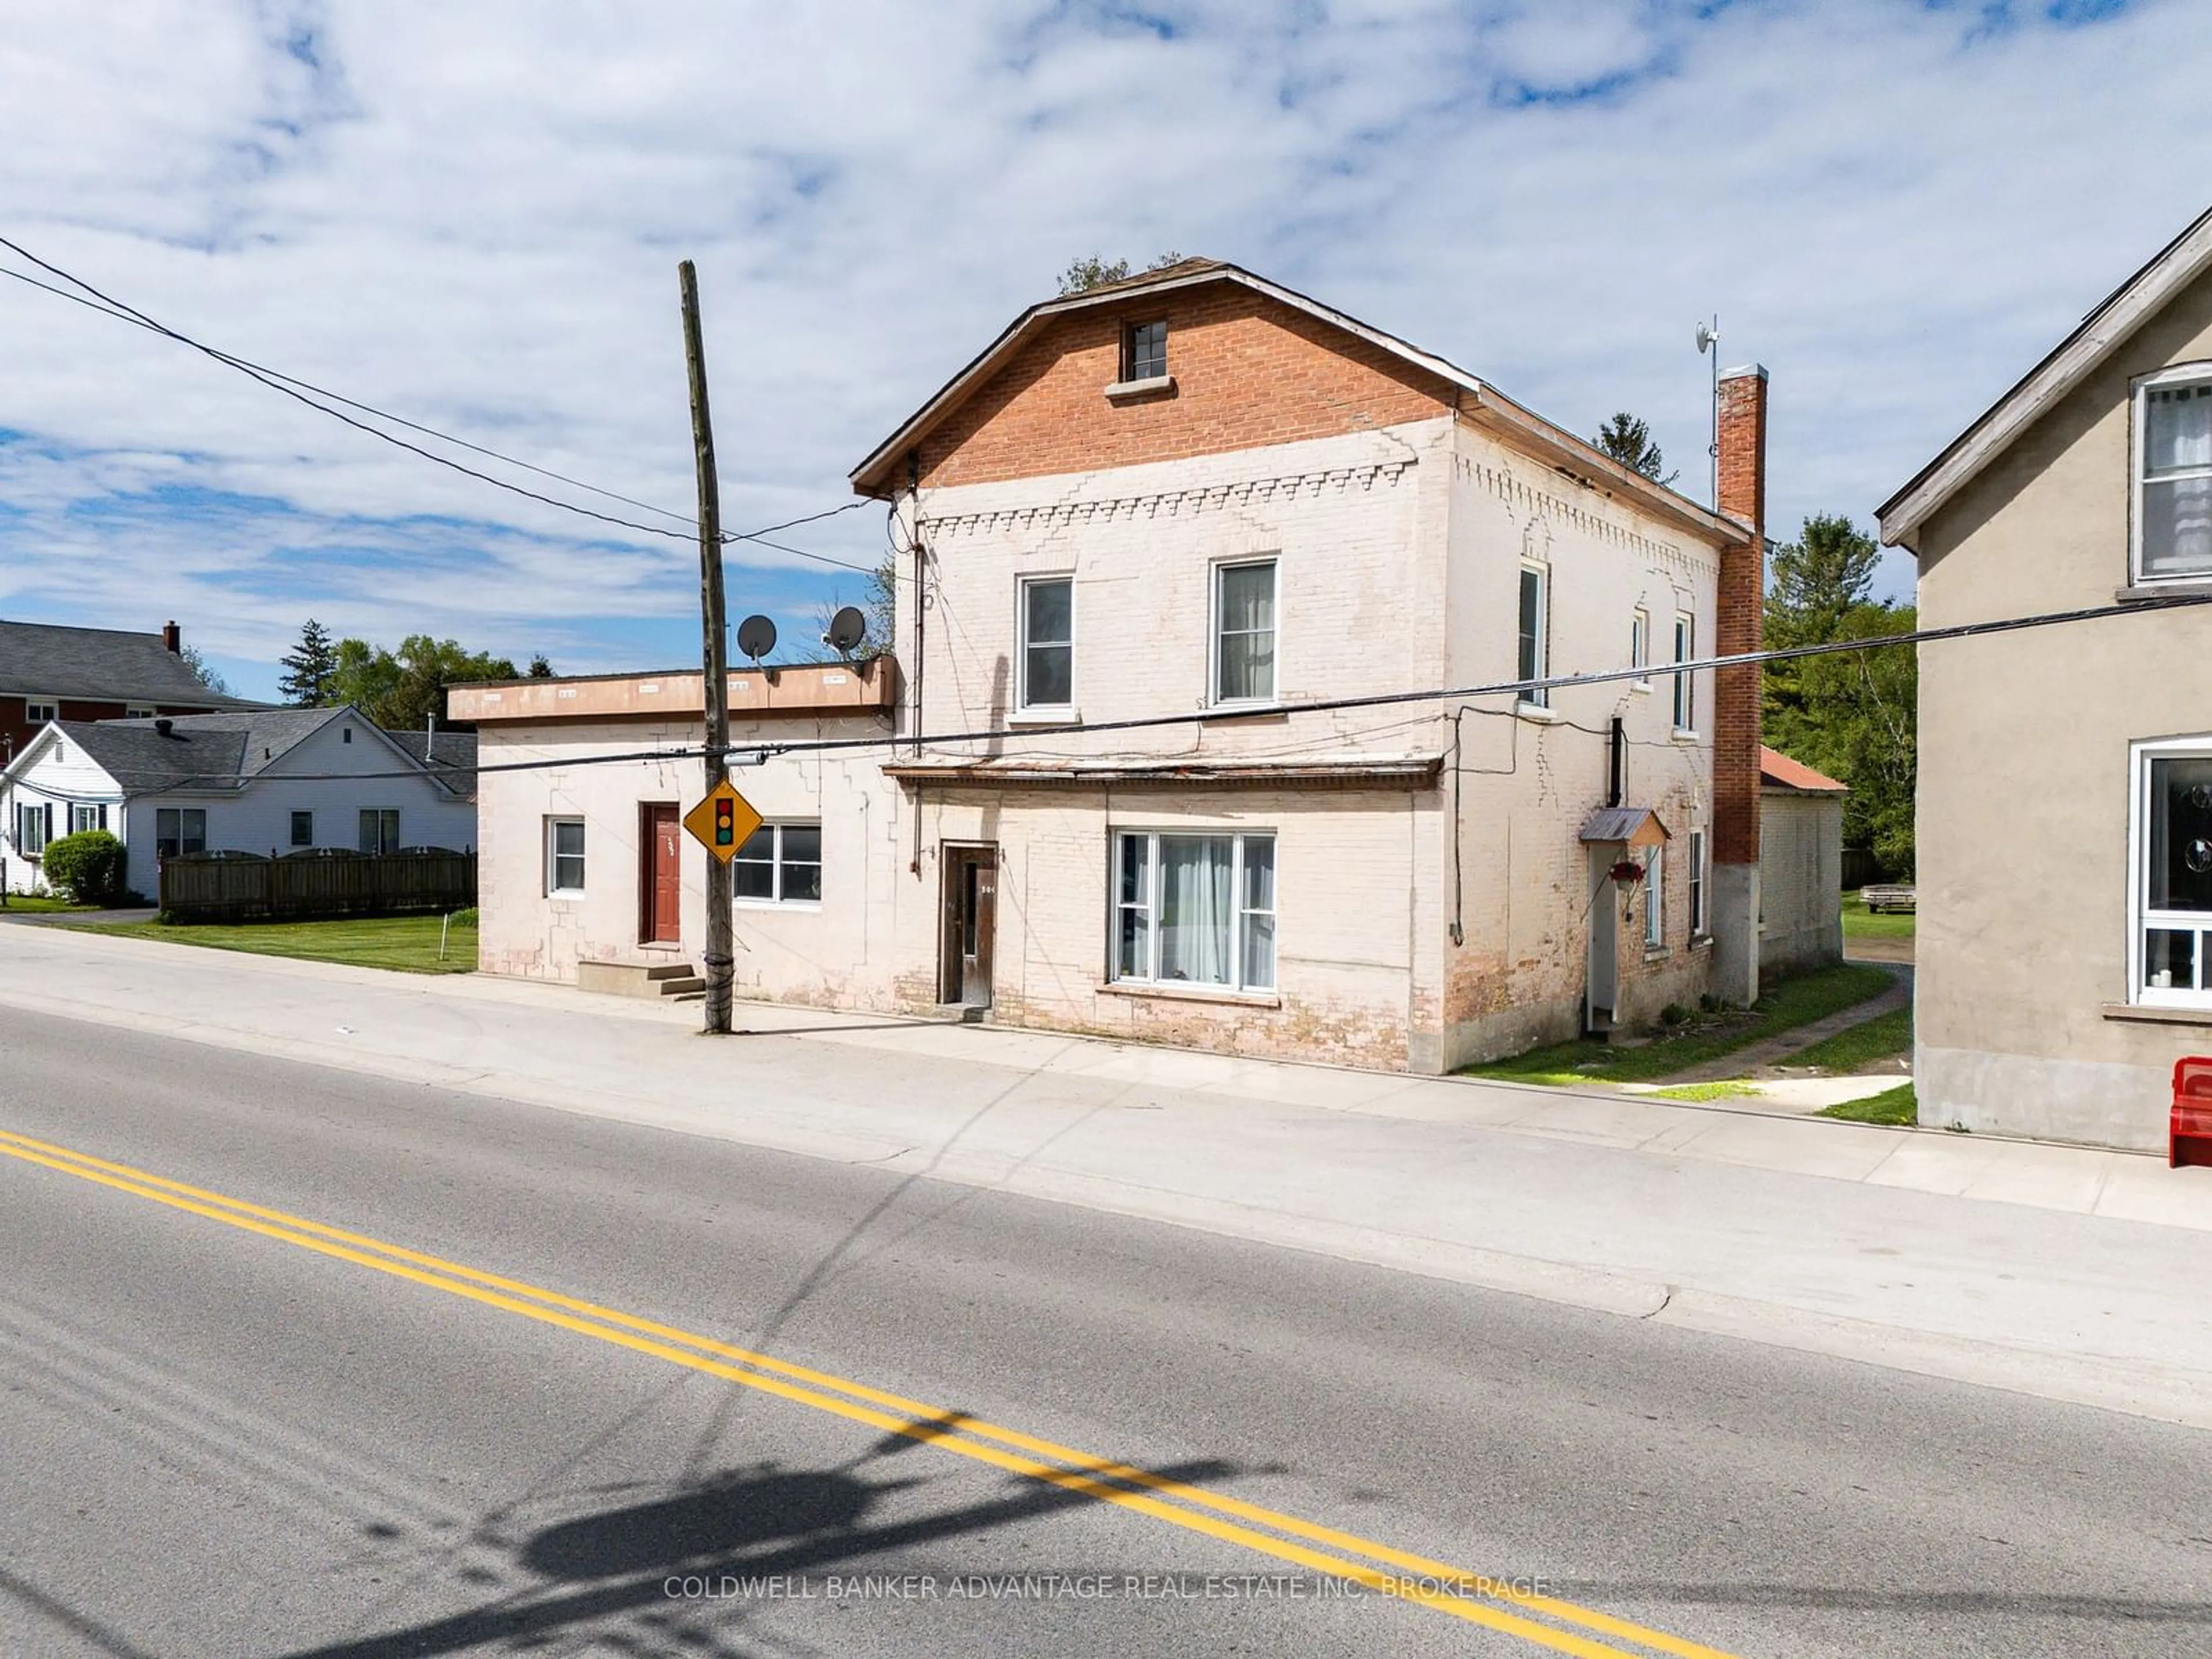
[1,706,476,899]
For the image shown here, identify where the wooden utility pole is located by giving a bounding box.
[679,259,734,1035]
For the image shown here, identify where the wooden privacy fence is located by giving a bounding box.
[160,851,476,922]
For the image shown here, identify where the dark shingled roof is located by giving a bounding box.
[56,707,346,794]
[0,620,257,706]
[387,728,479,800]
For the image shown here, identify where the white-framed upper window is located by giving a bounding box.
[2130,737,2212,1008]
[2134,365,2212,582]
[734,821,822,906]
[1212,559,1278,705]
[24,698,56,725]
[1018,575,1074,711]
[1517,563,1549,709]
[124,706,156,719]
[70,804,102,835]
[1672,613,1696,733]
[547,817,586,896]
[1687,829,1707,938]
[1631,607,1651,688]
[1644,844,1665,949]
[1114,830,1275,993]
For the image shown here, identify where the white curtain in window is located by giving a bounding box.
[1158,835,1233,983]
[1217,566,1276,702]
[2144,385,2212,576]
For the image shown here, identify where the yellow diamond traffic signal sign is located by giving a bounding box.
[683,778,763,863]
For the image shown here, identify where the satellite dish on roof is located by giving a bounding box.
[736,614,777,664]
[823,605,867,657]
[1695,319,1717,355]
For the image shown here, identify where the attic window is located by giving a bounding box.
[1123,321,1167,384]
[343,726,353,743]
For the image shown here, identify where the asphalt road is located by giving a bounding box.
[1,1007,2207,1658]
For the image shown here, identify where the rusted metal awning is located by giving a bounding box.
[882,753,1444,791]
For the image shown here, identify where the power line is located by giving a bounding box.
[17,588,2204,790]
[0,238,872,556]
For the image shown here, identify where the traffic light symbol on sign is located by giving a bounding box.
[683,781,762,863]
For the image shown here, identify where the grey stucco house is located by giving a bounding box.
[1880,205,2212,1150]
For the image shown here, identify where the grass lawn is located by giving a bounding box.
[1842,891,1916,943]
[0,895,105,914]
[68,912,479,975]
[1790,1006,1911,1073]
[1647,1081,1764,1103]
[1818,1082,1918,1127]
[1459,962,1895,1087]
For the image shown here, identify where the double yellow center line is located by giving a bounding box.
[0,1126,1741,1658]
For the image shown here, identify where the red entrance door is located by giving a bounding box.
[645,803,682,943]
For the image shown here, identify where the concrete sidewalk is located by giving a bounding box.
[5,925,2211,1433]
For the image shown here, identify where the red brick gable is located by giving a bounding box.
[912,282,1459,490]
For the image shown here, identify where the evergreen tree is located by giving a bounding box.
[1594,412,1677,485]
[527,654,555,678]
[278,618,340,706]
[1762,514,1918,875]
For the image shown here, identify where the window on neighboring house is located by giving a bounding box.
[1113,831,1275,993]
[1644,845,1665,949]
[1631,608,1651,687]
[24,699,56,725]
[1123,320,1168,382]
[1213,559,1278,704]
[2137,369,2212,581]
[124,706,156,719]
[155,808,205,858]
[2133,741,2212,1007]
[290,810,313,847]
[1019,577,1074,710]
[343,726,353,743]
[1518,564,1549,708]
[547,818,586,895]
[15,801,52,857]
[1688,830,1707,937]
[1672,613,1696,732]
[70,804,104,835]
[359,809,400,854]
[733,823,823,905]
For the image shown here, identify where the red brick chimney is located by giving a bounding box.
[161,620,181,654]
[1710,364,1767,1005]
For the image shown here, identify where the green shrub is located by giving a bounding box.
[1659,1002,1692,1027]
[41,830,126,904]
[448,907,479,926]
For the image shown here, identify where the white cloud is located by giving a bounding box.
[1,0,2204,696]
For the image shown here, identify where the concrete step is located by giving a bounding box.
[656,976,707,997]
[643,961,697,982]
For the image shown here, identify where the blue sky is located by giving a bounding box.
[1,0,2205,701]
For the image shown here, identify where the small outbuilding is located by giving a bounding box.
[1757,745,1849,979]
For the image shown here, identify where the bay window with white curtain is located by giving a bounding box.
[1113,831,1275,993]
[2131,738,2212,1008]
[2136,366,2212,582]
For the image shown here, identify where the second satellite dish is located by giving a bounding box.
[824,605,868,657]
[735,614,777,663]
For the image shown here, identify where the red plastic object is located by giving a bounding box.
[2174,1058,2212,1168]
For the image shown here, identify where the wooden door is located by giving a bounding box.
[941,846,998,1007]
[645,804,682,944]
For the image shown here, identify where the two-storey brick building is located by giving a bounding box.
[463,260,1772,1072]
